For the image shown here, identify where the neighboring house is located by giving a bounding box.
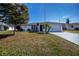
[64,23,79,30]
[72,23,79,30]
[0,22,14,31]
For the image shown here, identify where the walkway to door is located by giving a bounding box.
[50,32,79,45]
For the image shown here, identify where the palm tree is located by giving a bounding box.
[43,22,52,34]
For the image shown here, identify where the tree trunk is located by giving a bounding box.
[13,25,16,35]
[45,27,47,34]
[47,28,50,34]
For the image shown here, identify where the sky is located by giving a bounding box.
[25,3,79,23]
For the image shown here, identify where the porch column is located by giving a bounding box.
[38,24,40,32]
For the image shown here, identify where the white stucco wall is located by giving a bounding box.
[0,22,14,31]
[65,24,74,30]
[74,26,79,28]
[50,23,63,32]
[0,25,4,31]
[21,25,31,31]
[20,23,63,32]
[65,24,79,30]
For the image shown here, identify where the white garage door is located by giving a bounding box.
[50,24,63,32]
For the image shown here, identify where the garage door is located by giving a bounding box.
[50,24,63,32]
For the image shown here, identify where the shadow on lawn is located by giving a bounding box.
[0,34,14,39]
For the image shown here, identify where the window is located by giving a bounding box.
[71,25,74,28]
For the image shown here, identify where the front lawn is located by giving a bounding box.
[0,32,79,56]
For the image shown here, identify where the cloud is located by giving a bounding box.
[62,16,69,19]
[72,18,78,20]
[46,19,59,22]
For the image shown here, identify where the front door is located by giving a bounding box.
[40,25,43,32]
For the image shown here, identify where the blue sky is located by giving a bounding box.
[25,3,79,23]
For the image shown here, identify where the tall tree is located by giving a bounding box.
[66,18,70,24]
[0,3,29,34]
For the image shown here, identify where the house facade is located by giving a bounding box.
[21,22,79,32]
[63,23,79,30]
[21,22,63,32]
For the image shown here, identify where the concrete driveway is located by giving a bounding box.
[50,32,79,45]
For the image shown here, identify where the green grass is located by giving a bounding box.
[0,31,13,35]
[65,30,79,34]
[0,32,79,56]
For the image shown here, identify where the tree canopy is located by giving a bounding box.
[66,18,70,24]
[0,3,29,25]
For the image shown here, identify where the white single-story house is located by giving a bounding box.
[20,22,63,32]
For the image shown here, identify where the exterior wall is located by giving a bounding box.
[0,25,14,31]
[31,25,37,32]
[74,26,79,28]
[36,23,63,32]
[20,25,31,31]
[73,25,79,30]
[0,25,4,31]
[21,24,44,32]
[50,23,63,32]
[65,24,74,30]
[38,24,41,32]
[0,22,14,31]
[21,23,63,32]
[65,24,79,30]
[31,24,42,32]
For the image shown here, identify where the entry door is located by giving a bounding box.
[40,25,43,31]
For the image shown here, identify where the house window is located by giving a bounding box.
[71,25,74,28]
